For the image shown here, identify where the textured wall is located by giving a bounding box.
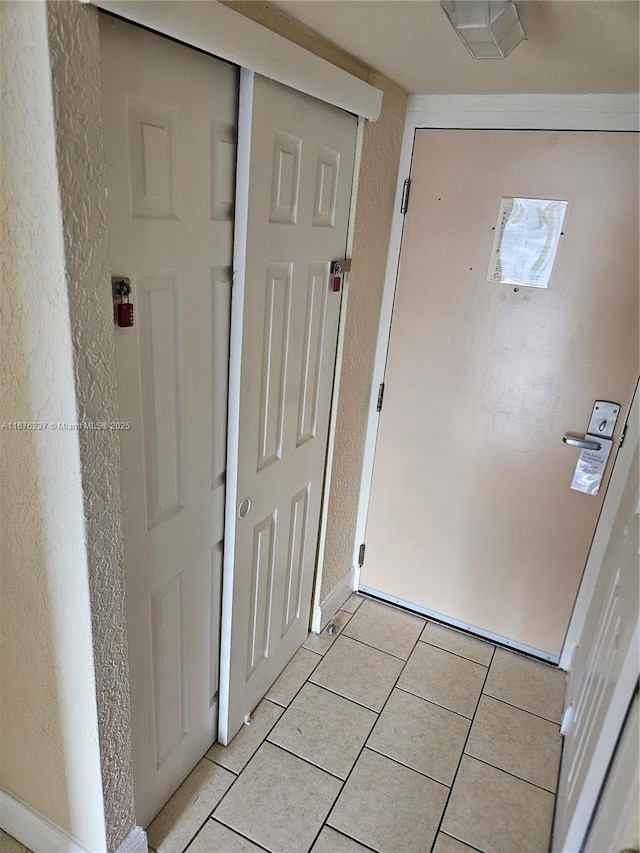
[0,2,107,849]
[46,2,137,850]
[220,2,408,604]
[321,73,407,599]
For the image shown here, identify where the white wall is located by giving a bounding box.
[0,2,107,849]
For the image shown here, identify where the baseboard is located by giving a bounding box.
[0,789,93,853]
[319,566,356,630]
[0,790,146,853]
[116,825,147,853]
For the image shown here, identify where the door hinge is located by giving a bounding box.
[400,178,411,214]
[376,383,385,413]
[358,543,366,567]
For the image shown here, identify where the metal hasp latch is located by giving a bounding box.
[330,258,351,293]
[563,400,620,496]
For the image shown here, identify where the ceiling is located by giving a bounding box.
[267,1,640,94]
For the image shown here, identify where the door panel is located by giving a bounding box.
[220,74,356,744]
[553,387,639,851]
[583,693,639,853]
[363,130,638,658]
[100,16,238,824]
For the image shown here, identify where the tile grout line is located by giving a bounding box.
[183,611,471,853]
[304,620,426,852]
[264,646,324,708]
[480,691,564,726]
[392,683,476,721]
[204,697,285,775]
[173,787,233,853]
[416,636,495,666]
[186,661,325,853]
[437,832,486,853]
[363,742,452,788]
[149,767,234,853]
[339,631,417,661]
[547,736,568,853]
[307,675,396,714]
[309,605,509,851]
[428,643,497,852]
[262,739,353,783]
[180,602,558,853]
[182,815,272,853]
[209,817,272,852]
[462,753,559,796]
[205,695,288,774]
[194,624,353,853]
[309,617,437,852]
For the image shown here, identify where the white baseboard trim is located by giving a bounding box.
[116,825,147,853]
[0,789,93,853]
[0,790,146,853]
[319,566,356,630]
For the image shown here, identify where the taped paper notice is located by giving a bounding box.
[571,437,613,496]
[487,197,567,288]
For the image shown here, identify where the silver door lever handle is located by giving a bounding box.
[563,434,602,451]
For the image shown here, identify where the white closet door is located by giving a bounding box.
[100,15,237,824]
[219,73,357,745]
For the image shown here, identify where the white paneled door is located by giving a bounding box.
[100,17,237,824]
[363,130,638,660]
[553,386,639,851]
[219,74,357,745]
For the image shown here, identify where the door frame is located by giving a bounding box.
[356,93,640,662]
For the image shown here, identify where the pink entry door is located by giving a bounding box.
[363,129,638,659]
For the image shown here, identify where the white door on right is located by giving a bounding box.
[362,130,638,660]
[553,386,638,851]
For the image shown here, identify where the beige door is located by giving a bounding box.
[363,129,638,659]
[219,74,356,745]
[100,17,237,824]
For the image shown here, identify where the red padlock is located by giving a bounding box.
[117,302,134,327]
[113,277,134,327]
[329,259,350,293]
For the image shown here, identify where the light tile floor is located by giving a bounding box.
[0,831,29,853]
[146,595,566,853]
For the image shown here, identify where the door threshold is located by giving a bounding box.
[359,585,560,666]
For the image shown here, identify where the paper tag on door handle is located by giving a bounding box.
[571,438,613,495]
